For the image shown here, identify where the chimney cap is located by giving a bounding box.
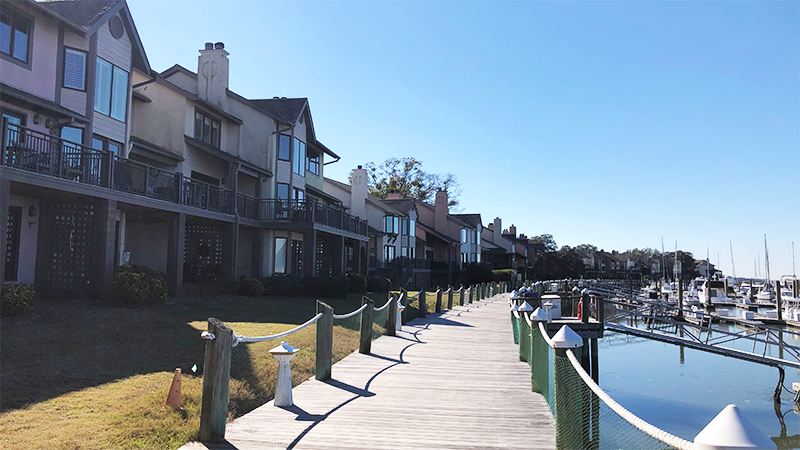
[204,42,213,50]
[357,165,362,169]
[214,42,224,50]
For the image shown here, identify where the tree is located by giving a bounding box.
[530,234,557,252]
[576,244,597,253]
[665,250,699,282]
[364,157,462,209]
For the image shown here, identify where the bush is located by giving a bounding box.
[261,275,305,297]
[367,276,392,293]
[346,272,367,293]
[237,277,265,297]
[112,264,167,305]
[493,269,515,282]
[464,263,494,286]
[1,284,35,316]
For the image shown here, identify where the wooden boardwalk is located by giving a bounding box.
[181,294,556,450]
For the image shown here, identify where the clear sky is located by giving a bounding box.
[128,0,800,279]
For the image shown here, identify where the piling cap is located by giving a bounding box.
[511,290,520,299]
[530,307,548,322]
[510,303,519,312]
[694,404,776,450]
[397,303,406,311]
[572,286,580,293]
[518,301,534,312]
[269,340,299,355]
[551,325,583,348]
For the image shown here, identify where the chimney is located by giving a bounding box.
[434,190,448,233]
[349,165,368,219]
[493,217,502,245]
[509,224,517,238]
[198,41,229,108]
[387,190,402,200]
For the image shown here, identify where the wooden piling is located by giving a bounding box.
[775,280,782,321]
[199,318,233,443]
[419,288,427,318]
[447,286,454,309]
[400,291,408,325]
[387,294,397,336]
[359,297,374,354]
[435,288,443,313]
[315,300,333,381]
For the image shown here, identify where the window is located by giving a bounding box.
[94,57,129,121]
[384,245,395,261]
[278,134,290,161]
[190,170,219,186]
[461,229,467,244]
[61,126,83,145]
[194,110,220,148]
[293,138,305,176]
[401,247,408,258]
[276,183,290,200]
[401,219,408,236]
[63,48,87,90]
[293,188,304,201]
[2,110,25,147]
[0,7,31,64]
[409,219,415,238]
[92,135,122,156]
[384,215,399,234]
[274,237,288,274]
[307,151,320,175]
[409,247,415,259]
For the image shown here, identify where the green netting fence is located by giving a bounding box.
[523,315,693,450]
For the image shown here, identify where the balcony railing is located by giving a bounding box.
[2,121,234,214]
[2,122,367,235]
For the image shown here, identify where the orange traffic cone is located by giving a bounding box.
[163,368,183,410]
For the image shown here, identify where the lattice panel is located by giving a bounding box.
[315,235,334,277]
[5,206,22,281]
[39,201,95,296]
[291,239,303,275]
[184,223,223,283]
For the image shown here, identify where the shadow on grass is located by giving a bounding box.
[0,293,367,412]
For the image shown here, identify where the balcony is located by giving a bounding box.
[253,198,368,237]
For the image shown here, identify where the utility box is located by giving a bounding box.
[541,294,562,319]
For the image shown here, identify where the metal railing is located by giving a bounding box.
[112,155,180,203]
[236,193,259,220]
[258,198,368,236]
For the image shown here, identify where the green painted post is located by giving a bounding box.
[553,328,584,450]
[511,304,520,344]
[519,312,530,362]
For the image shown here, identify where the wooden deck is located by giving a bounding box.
[181,294,556,450]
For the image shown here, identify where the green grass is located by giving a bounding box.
[0,293,377,449]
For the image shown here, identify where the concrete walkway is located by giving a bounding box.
[181,293,556,450]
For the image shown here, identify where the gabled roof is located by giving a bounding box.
[417,223,458,244]
[38,0,150,73]
[380,198,416,215]
[39,0,120,27]
[323,177,405,216]
[250,98,308,125]
[451,213,482,228]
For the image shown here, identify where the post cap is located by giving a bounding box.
[694,404,776,450]
[531,307,548,322]
[551,325,583,348]
[518,301,534,312]
[269,340,299,355]
[397,303,406,311]
[572,286,580,292]
[510,303,519,312]
[511,290,519,299]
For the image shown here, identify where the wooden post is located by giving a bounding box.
[419,288,427,318]
[581,292,589,323]
[435,288,443,313]
[387,294,397,336]
[400,291,408,325]
[447,286,454,309]
[775,280,782,321]
[598,295,605,325]
[315,301,333,381]
[359,297,374,354]
[677,280,684,320]
[749,279,755,303]
[459,286,465,306]
[199,318,233,443]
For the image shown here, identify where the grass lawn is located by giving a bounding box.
[0,292,388,450]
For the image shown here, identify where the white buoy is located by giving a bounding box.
[694,404,776,450]
[550,325,583,349]
[269,341,299,407]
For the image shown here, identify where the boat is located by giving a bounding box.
[697,278,732,306]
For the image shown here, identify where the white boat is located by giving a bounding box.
[698,279,732,306]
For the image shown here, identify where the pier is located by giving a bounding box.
[181,294,556,450]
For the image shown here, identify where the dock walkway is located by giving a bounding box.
[181,294,556,450]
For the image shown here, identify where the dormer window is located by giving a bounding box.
[194,109,220,148]
[384,215,399,234]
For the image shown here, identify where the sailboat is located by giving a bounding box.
[756,235,775,302]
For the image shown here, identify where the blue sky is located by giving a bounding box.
[128,0,799,278]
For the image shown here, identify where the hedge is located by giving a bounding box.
[1,284,35,316]
[111,264,167,305]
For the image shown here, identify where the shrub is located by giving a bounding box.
[237,277,265,297]
[367,276,392,293]
[493,269,515,282]
[1,284,35,316]
[346,272,367,293]
[112,264,167,305]
[463,263,494,286]
[261,275,305,297]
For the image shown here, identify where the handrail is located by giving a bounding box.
[538,321,555,347]
[231,312,323,347]
[565,350,695,450]
[333,303,368,320]
[373,298,392,311]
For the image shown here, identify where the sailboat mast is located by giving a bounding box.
[764,234,771,288]
[730,241,736,279]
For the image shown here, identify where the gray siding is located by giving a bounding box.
[93,12,132,144]
[61,89,87,115]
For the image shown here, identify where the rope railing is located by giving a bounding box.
[231,312,323,348]
[333,303,368,320]
[565,350,694,450]
[373,297,392,311]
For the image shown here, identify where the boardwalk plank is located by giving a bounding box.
[181,295,556,450]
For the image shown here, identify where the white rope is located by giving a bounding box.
[232,312,323,348]
[406,292,420,300]
[333,303,368,320]
[524,312,533,328]
[565,350,694,450]
[373,298,392,311]
[538,321,555,347]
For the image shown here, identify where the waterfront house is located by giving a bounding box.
[1,0,151,295]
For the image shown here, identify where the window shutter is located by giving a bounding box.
[64,49,86,90]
